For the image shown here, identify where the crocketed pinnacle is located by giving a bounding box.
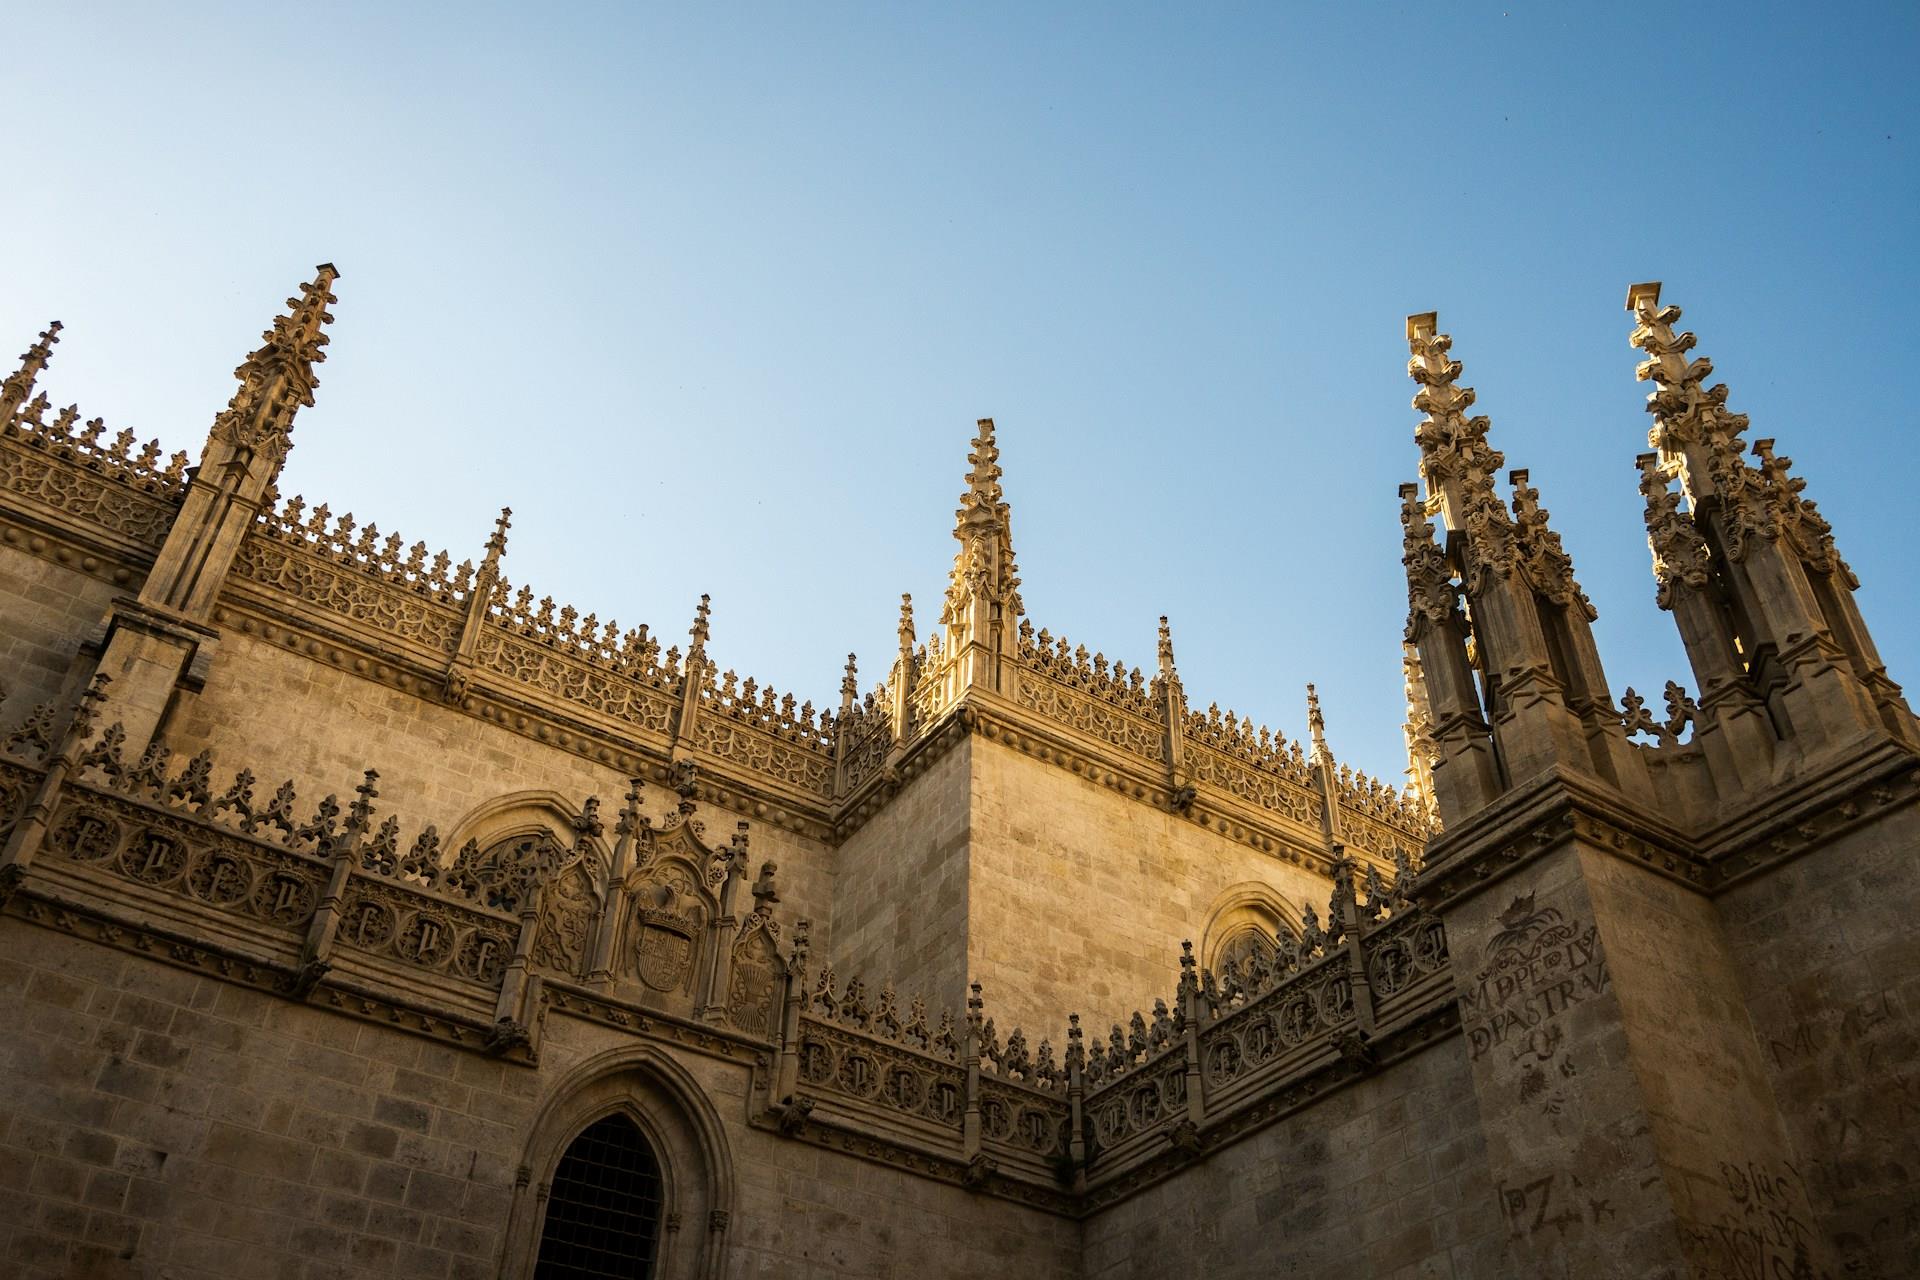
[1507,468,1595,619]
[1400,482,1454,635]
[1306,683,1330,764]
[689,594,712,650]
[210,264,340,469]
[1627,282,1749,487]
[1156,615,1176,678]
[1401,643,1439,823]
[942,417,1023,626]
[956,417,1005,530]
[482,507,512,572]
[897,593,916,658]
[1627,282,1792,566]
[1636,453,1710,611]
[1407,312,1515,589]
[0,321,61,422]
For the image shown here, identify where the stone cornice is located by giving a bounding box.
[1415,767,1705,912]
[1416,742,1920,911]
[1695,739,1920,889]
[0,506,149,592]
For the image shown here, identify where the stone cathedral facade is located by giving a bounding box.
[0,267,1914,1280]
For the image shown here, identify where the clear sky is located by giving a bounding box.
[4,4,1915,781]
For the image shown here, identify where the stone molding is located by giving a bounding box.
[1416,744,1920,912]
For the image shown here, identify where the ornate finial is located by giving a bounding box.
[0,321,61,422]
[1156,615,1176,677]
[1751,438,1851,582]
[1507,468,1595,619]
[1401,643,1438,824]
[1306,683,1330,764]
[1401,482,1455,636]
[484,507,512,567]
[209,265,340,474]
[958,417,1003,518]
[614,777,645,839]
[897,593,916,658]
[943,419,1023,628]
[1406,312,1514,587]
[1626,282,1765,533]
[839,654,858,711]
[1637,452,1711,610]
[689,594,712,650]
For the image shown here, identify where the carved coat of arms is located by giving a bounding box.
[636,914,697,992]
[629,870,705,994]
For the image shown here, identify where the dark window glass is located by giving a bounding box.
[534,1114,664,1278]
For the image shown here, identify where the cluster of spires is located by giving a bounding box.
[1400,284,1915,826]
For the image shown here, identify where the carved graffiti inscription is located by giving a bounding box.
[1459,893,1609,1064]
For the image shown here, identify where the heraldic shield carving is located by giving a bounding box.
[630,868,706,994]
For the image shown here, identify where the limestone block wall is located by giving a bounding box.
[1716,802,1920,1280]
[1571,843,1827,1278]
[830,739,973,1018]
[161,630,839,955]
[1078,1035,1505,1278]
[0,547,119,722]
[0,917,1080,1279]
[967,736,1336,1038]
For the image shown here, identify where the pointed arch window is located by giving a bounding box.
[534,1114,664,1278]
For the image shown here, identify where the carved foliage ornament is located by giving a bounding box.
[1636,453,1712,609]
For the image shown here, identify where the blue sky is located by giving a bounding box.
[4,4,1915,780]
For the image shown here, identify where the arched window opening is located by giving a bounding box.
[535,1114,664,1279]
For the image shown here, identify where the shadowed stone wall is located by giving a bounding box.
[0,918,1082,1279]
[1079,1036,1504,1278]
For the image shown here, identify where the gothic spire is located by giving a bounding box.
[956,416,1005,528]
[839,653,859,713]
[1155,615,1177,679]
[940,418,1023,695]
[689,593,712,652]
[0,321,60,423]
[483,506,512,567]
[897,593,917,661]
[1626,282,1792,568]
[1306,683,1331,765]
[1406,312,1514,589]
[1627,282,1753,508]
[942,418,1022,626]
[209,264,340,475]
[1507,468,1595,619]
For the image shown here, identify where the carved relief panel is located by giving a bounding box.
[726,924,781,1037]
[620,859,710,1003]
[531,858,601,979]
